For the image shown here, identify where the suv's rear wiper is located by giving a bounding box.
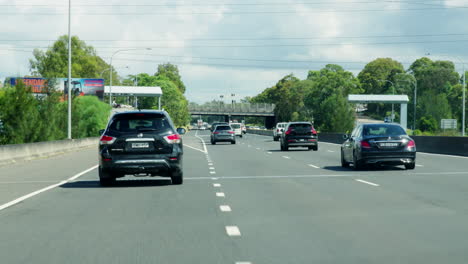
[137,128,158,131]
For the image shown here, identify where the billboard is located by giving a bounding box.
[8,77,105,98]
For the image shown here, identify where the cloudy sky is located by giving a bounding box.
[1,0,468,103]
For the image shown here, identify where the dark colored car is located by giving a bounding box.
[98,110,186,186]
[280,122,318,151]
[210,122,229,131]
[341,123,416,170]
[211,125,236,145]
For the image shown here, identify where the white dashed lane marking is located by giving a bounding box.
[256,148,261,150]
[225,226,241,236]
[220,205,232,212]
[210,171,216,175]
[282,156,291,159]
[213,183,221,187]
[209,167,215,170]
[308,164,320,169]
[211,177,218,180]
[416,164,423,167]
[355,179,380,187]
[267,152,272,154]
[216,192,225,197]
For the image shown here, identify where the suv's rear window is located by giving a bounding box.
[289,124,312,129]
[363,125,406,136]
[109,114,171,132]
[215,126,232,131]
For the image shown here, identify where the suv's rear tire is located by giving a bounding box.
[273,136,279,141]
[211,140,216,145]
[405,163,416,170]
[231,141,236,144]
[171,171,183,185]
[99,167,115,186]
[313,146,318,151]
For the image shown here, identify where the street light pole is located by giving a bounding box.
[67,0,72,139]
[378,79,396,122]
[109,48,151,105]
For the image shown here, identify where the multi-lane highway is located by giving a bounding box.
[1,130,468,263]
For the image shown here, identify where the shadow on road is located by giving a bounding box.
[61,179,173,188]
[322,165,406,172]
[267,149,311,152]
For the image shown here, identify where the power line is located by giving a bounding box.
[3,33,468,42]
[2,6,468,15]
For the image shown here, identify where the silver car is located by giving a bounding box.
[211,125,236,145]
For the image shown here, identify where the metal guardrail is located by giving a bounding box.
[189,103,275,115]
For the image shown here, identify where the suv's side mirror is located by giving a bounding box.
[177,128,186,135]
[99,129,105,135]
[342,134,349,140]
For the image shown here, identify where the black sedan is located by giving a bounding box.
[341,123,416,170]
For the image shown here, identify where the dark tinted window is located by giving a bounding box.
[289,123,312,129]
[362,125,406,136]
[215,126,232,131]
[109,113,172,132]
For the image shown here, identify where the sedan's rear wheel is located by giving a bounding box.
[353,152,362,170]
[405,163,416,170]
[211,140,216,145]
[273,136,279,141]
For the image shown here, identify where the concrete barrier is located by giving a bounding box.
[0,137,98,165]
[247,130,468,157]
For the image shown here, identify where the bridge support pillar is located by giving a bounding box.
[265,116,276,129]
[224,115,230,123]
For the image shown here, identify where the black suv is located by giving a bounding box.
[98,111,186,186]
[280,122,318,151]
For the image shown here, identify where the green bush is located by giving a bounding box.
[72,96,111,138]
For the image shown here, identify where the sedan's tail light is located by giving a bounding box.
[407,140,416,149]
[99,135,116,145]
[360,141,371,149]
[213,132,220,134]
[164,134,181,144]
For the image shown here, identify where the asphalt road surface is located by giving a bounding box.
[1,130,468,264]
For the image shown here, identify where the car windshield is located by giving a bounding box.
[363,125,406,136]
[109,114,171,133]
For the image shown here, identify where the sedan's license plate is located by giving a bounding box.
[132,142,149,148]
[380,143,398,147]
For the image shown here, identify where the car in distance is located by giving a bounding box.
[280,122,318,151]
[341,123,416,170]
[230,123,243,137]
[211,125,236,145]
[273,122,288,141]
[98,110,186,186]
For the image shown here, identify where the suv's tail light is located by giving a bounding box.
[360,141,371,149]
[311,128,317,135]
[407,140,416,149]
[99,135,116,145]
[285,128,292,135]
[228,131,235,134]
[164,134,181,144]
[213,131,220,134]
[277,129,280,132]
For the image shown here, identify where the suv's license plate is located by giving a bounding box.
[380,143,398,147]
[132,142,149,148]
[300,139,305,141]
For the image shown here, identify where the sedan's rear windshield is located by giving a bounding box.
[109,114,171,132]
[231,124,241,129]
[215,126,232,131]
[363,125,406,136]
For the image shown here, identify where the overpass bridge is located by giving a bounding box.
[189,103,276,127]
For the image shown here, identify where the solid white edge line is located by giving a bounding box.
[183,144,206,153]
[194,130,208,153]
[220,205,232,212]
[216,192,225,197]
[355,179,380,187]
[0,165,98,212]
[225,226,241,236]
[235,262,252,264]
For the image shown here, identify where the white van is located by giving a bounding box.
[230,123,243,137]
[273,122,288,141]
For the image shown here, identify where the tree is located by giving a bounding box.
[29,35,119,84]
[155,63,186,94]
[72,96,112,138]
[358,58,405,118]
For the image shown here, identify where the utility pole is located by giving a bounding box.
[67,0,72,139]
